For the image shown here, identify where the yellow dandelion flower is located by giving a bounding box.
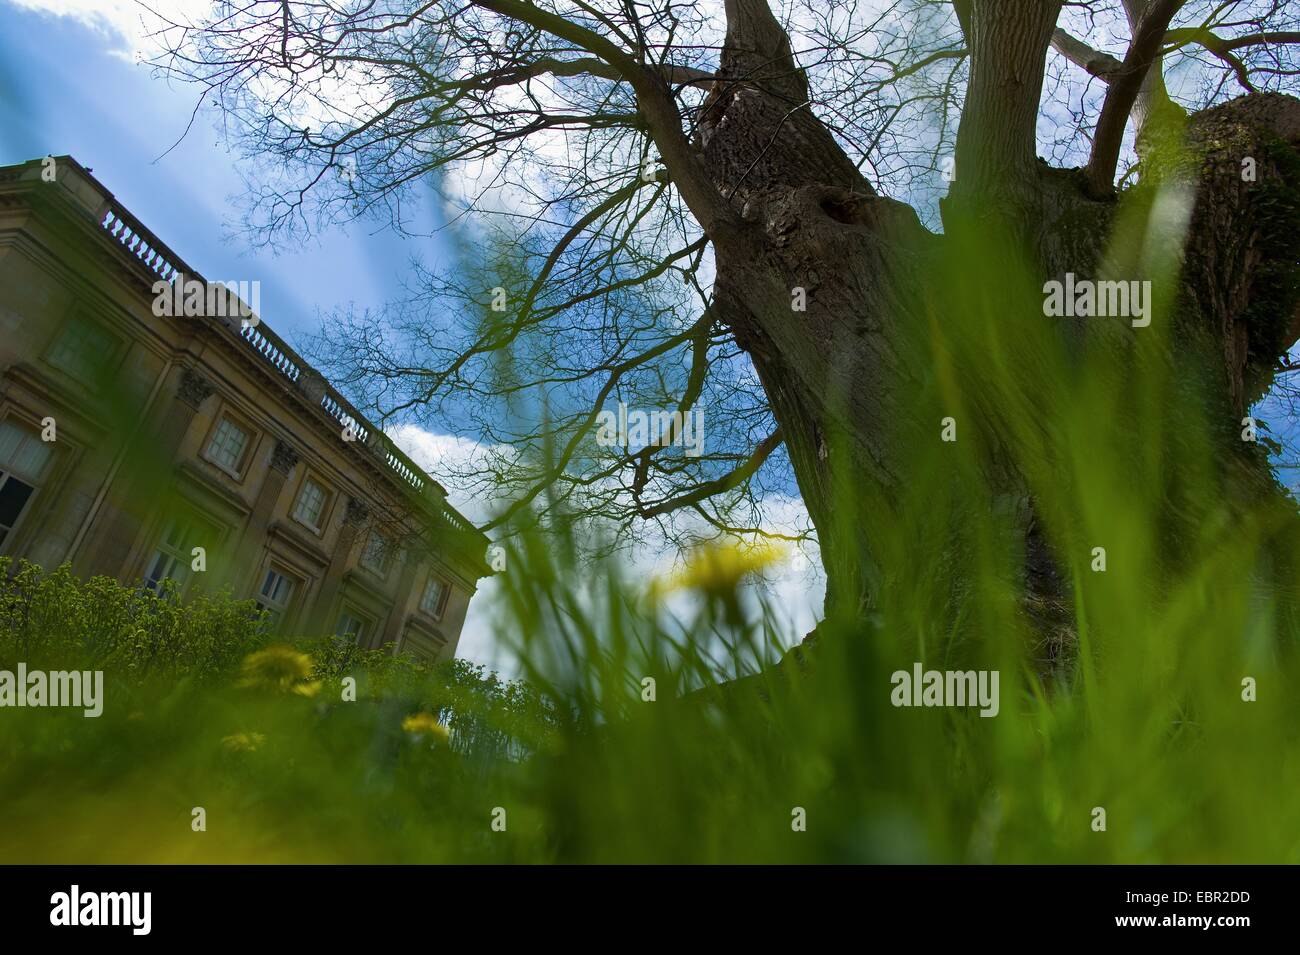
[402,712,450,745]
[236,645,320,696]
[655,539,789,599]
[221,731,266,753]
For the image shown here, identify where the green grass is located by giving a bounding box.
[2,511,1297,863]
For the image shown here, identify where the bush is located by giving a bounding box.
[0,558,553,767]
[0,558,268,679]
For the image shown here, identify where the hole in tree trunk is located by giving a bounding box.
[820,195,864,225]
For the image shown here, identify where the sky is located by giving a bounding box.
[0,0,826,672]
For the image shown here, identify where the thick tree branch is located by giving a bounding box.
[950,0,1062,213]
[1051,27,1122,79]
[1085,0,1186,197]
[466,56,716,91]
[720,0,809,101]
[952,0,972,43]
[637,430,784,518]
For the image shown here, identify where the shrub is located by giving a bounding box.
[0,558,268,679]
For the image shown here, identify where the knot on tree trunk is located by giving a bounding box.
[757,185,927,256]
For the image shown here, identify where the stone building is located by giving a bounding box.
[0,155,488,661]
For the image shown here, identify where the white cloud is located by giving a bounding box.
[385,423,510,525]
[451,572,515,673]
[6,0,205,58]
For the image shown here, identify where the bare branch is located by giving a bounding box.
[471,0,740,236]
[1085,0,1186,197]
[637,430,783,518]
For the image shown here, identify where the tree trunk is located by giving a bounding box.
[697,0,1300,655]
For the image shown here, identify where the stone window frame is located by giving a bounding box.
[419,573,451,621]
[0,413,56,553]
[289,470,335,537]
[201,406,259,481]
[335,606,374,645]
[141,508,224,599]
[359,528,392,576]
[42,311,123,386]
[254,562,300,633]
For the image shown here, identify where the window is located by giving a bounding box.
[335,612,369,644]
[206,415,251,474]
[292,477,329,532]
[47,316,117,382]
[143,514,217,596]
[255,567,297,631]
[420,575,450,619]
[400,625,446,662]
[0,420,53,549]
[360,530,390,574]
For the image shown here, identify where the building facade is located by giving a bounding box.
[0,156,488,661]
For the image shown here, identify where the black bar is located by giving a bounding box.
[0,865,1287,940]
